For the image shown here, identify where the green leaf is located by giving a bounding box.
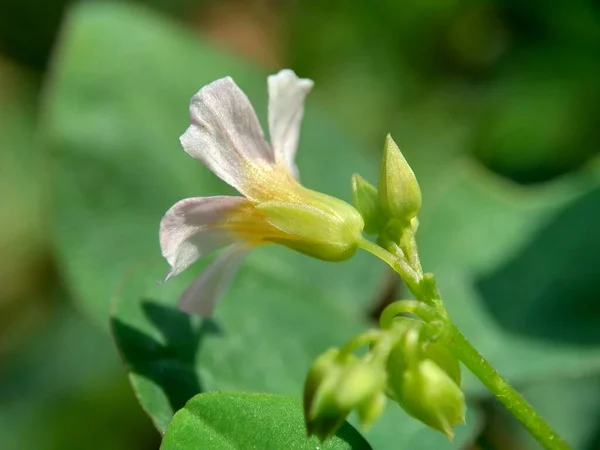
[416,159,600,391]
[160,392,371,450]
[44,3,479,448]
[110,261,369,433]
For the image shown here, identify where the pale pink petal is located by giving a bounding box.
[268,69,314,172]
[180,77,274,195]
[159,196,249,278]
[178,245,248,317]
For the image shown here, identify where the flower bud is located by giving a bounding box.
[258,189,364,262]
[386,329,465,439]
[304,349,386,440]
[378,134,421,222]
[393,359,466,439]
[303,348,347,440]
[351,174,386,235]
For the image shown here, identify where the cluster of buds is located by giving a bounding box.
[385,317,465,439]
[304,311,465,441]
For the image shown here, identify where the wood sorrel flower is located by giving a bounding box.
[160,70,364,316]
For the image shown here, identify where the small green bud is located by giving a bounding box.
[351,174,386,235]
[394,359,466,439]
[303,349,348,440]
[386,328,465,439]
[303,349,386,440]
[378,134,422,222]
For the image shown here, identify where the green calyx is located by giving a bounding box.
[258,189,364,262]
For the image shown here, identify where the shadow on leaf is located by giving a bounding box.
[476,185,600,345]
[111,299,221,416]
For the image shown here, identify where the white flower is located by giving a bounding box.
[160,70,363,317]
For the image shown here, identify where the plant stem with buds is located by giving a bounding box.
[358,237,570,450]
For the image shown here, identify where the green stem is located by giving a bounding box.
[339,329,382,356]
[448,324,570,450]
[379,300,440,328]
[358,237,422,299]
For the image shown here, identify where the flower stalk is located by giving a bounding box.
[448,324,569,450]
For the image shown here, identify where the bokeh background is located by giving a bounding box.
[1,1,599,449]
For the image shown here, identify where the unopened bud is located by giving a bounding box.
[378,134,421,222]
[394,359,465,439]
[303,349,347,440]
[386,329,465,439]
[351,174,386,235]
[304,349,386,440]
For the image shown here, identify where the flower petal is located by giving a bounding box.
[180,77,274,195]
[268,69,314,172]
[160,196,249,278]
[178,245,248,317]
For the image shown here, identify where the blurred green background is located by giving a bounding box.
[1,1,599,449]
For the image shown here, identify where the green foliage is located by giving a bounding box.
[2,0,597,448]
[0,307,157,449]
[110,260,370,433]
[161,392,371,450]
[287,0,600,183]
